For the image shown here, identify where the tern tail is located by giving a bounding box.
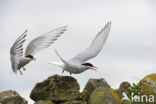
[49,61,64,68]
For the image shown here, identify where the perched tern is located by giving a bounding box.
[10,26,67,75]
[50,22,111,75]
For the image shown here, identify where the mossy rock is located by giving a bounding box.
[88,87,121,104]
[60,100,87,104]
[30,75,80,102]
[137,73,156,103]
[118,82,131,99]
[80,78,110,101]
[34,100,55,104]
[0,90,28,104]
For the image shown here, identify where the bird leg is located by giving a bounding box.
[23,67,26,71]
[62,69,64,74]
[19,70,23,75]
[70,72,72,75]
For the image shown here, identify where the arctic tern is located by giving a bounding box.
[10,26,67,75]
[50,22,111,75]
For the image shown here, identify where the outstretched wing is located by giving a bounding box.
[55,49,71,66]
[70,22,111,63]
[25,26,67,56]
[10,30,27,72]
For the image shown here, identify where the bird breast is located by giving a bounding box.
[18,58,32,69]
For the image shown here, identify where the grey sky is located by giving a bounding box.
[0,0,156,103]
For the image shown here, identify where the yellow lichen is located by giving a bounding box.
[125,82,130,87]
[110,88,121,103]
[139,83,152,95]
[80,89,88,98]
[140,74,156,82]
[145,74,156,81]
[90,91,104,100]
[138,74,156,95]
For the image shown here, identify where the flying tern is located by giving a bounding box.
[50,22,111,75]
[10,26,67,75]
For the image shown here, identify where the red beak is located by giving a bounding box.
[32,58,37,61]
[90,66,97,71]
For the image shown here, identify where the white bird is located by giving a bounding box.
[10,26,67,75]
[50,22,111,75]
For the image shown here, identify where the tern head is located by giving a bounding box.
[82,63,97,71]
[25,55,36,60]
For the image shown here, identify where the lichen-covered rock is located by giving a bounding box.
[118,82,131,99]
[34,100,55,104]
[88,87,121,104]
[80,78,110,101]
[60,100,87,104]
[138,73,156,103]
[0,90,27,104]
[30,75,80,102]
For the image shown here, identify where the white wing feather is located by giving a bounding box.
[25,26,67,56]
[55,49,71,66]
[10,30,27,72]
[70,22,111,63]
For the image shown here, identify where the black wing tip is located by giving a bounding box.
[24,29,28,33]
[63,26,68,28]
[107,21,111,23]
[61,26,68,31]
[106,21,111,25]
[103,21,111,29]
[58,25,68,29]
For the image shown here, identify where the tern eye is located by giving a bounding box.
[82,63,94,67]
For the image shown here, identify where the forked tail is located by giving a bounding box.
[49,61,64,68]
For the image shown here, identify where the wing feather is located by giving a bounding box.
[25,26,67,56]
[10,30,27,72]
[70,22,111,63]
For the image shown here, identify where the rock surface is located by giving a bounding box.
[138,73,156,103]
[118,82,131,99]
[1,73,156,104]
[88,87,121,104]
[34,100,55,104]
[80,78,110,101]
[60,100,87,104]
[121,100,132,104]
[0,90,27,104]
[30,75,80,102]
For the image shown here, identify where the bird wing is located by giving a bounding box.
[70,22,111,63]
[25,26,67,56]
[10,55,20,73]
[10,30,27,72]
[55,49,72,66]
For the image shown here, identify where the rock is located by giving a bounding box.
[88,87,121,104]
[60,100,87,104]
[34,100,55,104]
[138,73,156,103]
[0,90,28,104]
[30,75,80,102]
[80,78,110,101]
[118,82,131,99]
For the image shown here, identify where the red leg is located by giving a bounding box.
[62,69,64,74]
[70,72,72,75]
[19,70,23,75]
[23,67,26,71]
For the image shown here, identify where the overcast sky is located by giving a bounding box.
[0,0,156,103]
